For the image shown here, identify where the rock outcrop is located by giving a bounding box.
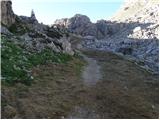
[1,0,16,27]
[54,14,127,40]
[1,0,74,55]
[112,0,159,22]
[54,14,95,36]
[82,0,159,73]
[1,25,13,35]
[31,9,37,21]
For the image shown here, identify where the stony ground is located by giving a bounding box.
[2,50,159,119]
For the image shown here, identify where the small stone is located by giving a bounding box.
[4,105,17,118]
[61,116,65,119]
[151,105,155,109]
[133,27,141,33]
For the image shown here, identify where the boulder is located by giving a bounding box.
[116,47,133,55]
[3,105,17,118]
[83,35,96,40]
[54,18,69,27]
[96,20,108,39]
[59,37,74,55]
[1,25,12,35]
[133,26,141,33]
[20,33,32,41]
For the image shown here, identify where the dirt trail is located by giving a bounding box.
[82,55,101,86]
[68,54,102,118]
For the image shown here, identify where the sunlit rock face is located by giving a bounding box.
[112,0,159,22]
[81,0,159,73]
[54,14,123,39]
[1,0,16,27]
[54,14,95,36]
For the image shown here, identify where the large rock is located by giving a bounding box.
[18,9,38,24]
[55,14,93,36]
[1,0,16,27]
[19,31,74,55]
[59,37,74,55]
[133,26,141,33]
[3,105,17,118]
[54,15,123,39]
[54,18,68,27]
[116,47,133,55]
[54,14,96,38]
[1,25,12,35]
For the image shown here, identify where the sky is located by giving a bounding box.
[12,0,124,25]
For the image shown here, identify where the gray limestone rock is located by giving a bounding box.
[1,0,16,27]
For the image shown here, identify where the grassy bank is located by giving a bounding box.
[1,36,72,85]
[1,36,86,118]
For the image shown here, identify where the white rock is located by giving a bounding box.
[133,26,141,33]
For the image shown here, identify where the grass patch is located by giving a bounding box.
[1,53,86,119]
[1,36,73,85]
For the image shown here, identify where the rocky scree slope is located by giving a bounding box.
[54,1,159,73]
[112,0,159,21]
[1,0,74,55]
[84,0,159,73]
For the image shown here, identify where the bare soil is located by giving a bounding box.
[82,55,101,86]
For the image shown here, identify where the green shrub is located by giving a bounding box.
[1,36,72,85]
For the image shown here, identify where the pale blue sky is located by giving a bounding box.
[12,0,124,25]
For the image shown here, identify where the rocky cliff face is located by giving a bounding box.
[54,14,96,37]
[1,1,16,27]
[83,0,159,73]
[54,15,104,39]
[54,14,127,40]
[112,0,159,22]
